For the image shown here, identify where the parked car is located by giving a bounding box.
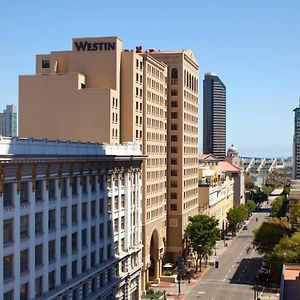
[243,225,248,230]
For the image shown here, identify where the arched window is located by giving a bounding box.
[171,68,178,84]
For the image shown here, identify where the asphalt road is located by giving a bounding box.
[185,211,269,300]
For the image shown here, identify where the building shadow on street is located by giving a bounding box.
[230,257,261,285]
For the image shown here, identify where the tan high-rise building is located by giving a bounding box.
[19,37,122,144]
[149,51,199,262]
[121,50,168,287]
[19,37,199,289]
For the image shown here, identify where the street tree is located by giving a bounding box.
[185,215,220,272]
[269,232,300,282]
[245,173,255,190]
[289,201,300,229]
[253,217,291,254]
[226,204,249,233]
[270,196,287,218]
[246,200,256,213]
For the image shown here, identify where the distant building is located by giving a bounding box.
[293,102,300,179]
[0,137,145,300]
[198,154,234,235]
[0,104,17,137]
[203,73,226,159]
[224,145,245,206]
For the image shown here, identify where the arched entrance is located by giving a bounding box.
[149,229,160,281]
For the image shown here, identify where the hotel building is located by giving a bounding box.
[19,36,199,287]
[203,73,226,159]
[0,137,144,300]
[149,51,199,262]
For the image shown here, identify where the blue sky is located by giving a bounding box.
[0,0,299,157]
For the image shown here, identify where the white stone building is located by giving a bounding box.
[0,137,145,300]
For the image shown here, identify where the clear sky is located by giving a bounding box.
[0,0,299,158]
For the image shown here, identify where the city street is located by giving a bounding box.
[185,212,268,300]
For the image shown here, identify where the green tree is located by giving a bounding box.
[289,201,300,229]
[246,200,256,212]
[226,204,249,233]
[262,185,275,197]
[253,217,291,254]
[269,232,300,283]
[270,196,287,217]
[245,173,255,190]
[185,215,220,272]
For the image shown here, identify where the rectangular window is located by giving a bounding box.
[4,290,14,300]
[170,204,177,211]
[91,225,96,244]
[81,256,87,273]
[171,101,178,107]
[3,183,13,207]
[99,199,104,215]
[82,176,87,194]
[20,249,29,273]
[171,158,177,165]
[61,236,67,256]
[48,271,55,290]
[61,178,67,198]
[72,204,78,224]
[171,89,178,96]
[171,112,178,119]
[82,202,87,221]
[61,265,67,284]
[91,200,96,218]
[171,123,178,130]
[49,179,56,200]
[41,59,50,68]
[48,209,56,231]
[72,233,77,252]
[48,240,56,262]
[72,260,77,278]
[3,255,13,279]
[91,251,96,268]
[35,180,43,202]
[171,135,178,142]
[171,147,178,153]
[82,229,87,248]
[72,177,77,196]
[20,182,28,204]
[35,276,43,297]
[121,216,125,230]
[99,223,104,240]
[61,207,67,227]
[99,248,104,263]
[4,219,13,244]
[20,283,28,300]
[20,215,29,239]
[35,244,43,267]
[35,212,43,234]
[171,193,177,199]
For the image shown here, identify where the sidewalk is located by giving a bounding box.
[151,235,237,299]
